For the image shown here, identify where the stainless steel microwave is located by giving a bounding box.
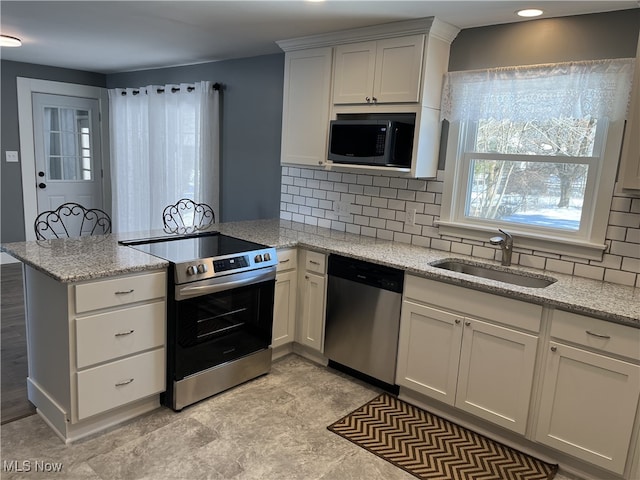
[327,119,414,168]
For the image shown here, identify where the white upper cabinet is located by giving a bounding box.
[280,47,333,167]
[333,35,424,105]
[621,31,640,190]
[277,17,460,177]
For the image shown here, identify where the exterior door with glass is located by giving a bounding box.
[32,93,104,212]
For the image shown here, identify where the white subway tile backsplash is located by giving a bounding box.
[280,167,639,287]
[627,228,640,244]
[373,176,390,187]
[357,174,373,186]
[431,238,452,251]
[380,187,398,198]
[451,242,473,256]
[609,211,640,228]
[610,196,632,212]
[546,259,575,275]
[472,245,496,260]
[393,232,412,243]
[574,263,605,281]
[604,268,636,286]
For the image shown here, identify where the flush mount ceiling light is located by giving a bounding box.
[517,8,544,17]
[0,35,22,47]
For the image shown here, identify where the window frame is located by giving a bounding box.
[438,117,625,260]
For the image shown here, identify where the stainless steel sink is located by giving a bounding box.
[431,259,556,288]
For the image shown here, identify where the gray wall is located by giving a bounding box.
[449,9,639,70]
[1,61,106,243]
[106,53,284,224]
[2,9,637,243]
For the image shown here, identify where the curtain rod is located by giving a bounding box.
[121,82,221,96]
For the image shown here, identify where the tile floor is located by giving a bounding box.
[1,354,577,480]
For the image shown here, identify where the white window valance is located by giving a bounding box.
[441,58,635,122]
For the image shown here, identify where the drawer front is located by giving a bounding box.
[75,301,166,369]
[276,248,297,272]
[404,274,542,333]
[76,348,165,420]
[75,271,166,314]
[305,250,326,274]
[551,310,640,360]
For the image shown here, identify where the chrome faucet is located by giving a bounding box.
[489,229,513,266]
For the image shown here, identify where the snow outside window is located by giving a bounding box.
[438,59,634,259]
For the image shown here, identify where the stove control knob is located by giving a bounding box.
[263,252,271,261]
[197,264,208,274]
[186,265,198,276]
[254,254,263,263]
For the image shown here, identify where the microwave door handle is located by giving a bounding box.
[176,268,275,299]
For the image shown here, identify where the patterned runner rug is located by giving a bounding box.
[328,393,558,480]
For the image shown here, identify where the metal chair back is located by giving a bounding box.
[162,198,215,234]
[34,202,112,240]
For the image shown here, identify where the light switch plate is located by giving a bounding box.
[5,151,19,163]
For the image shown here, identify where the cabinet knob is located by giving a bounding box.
[550,346,557,352]
[372,96,378,103]
[455,319,461,324]
[465,321,471,327]
[365,96,371,103]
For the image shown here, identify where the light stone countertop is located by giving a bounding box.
[3,218,638,328]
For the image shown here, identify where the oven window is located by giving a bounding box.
[176,282,273,348]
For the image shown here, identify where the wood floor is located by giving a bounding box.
[1,262,36,424]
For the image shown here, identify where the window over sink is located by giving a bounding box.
[438,58,635,259]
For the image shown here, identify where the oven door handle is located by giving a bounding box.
[175,268,275,300]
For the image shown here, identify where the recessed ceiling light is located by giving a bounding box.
[0,35,22,47]
[517,8,544,18]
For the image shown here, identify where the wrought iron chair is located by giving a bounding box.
[162,198,215,234]
[34,202,112,240]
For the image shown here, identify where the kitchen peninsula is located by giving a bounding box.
[2,218,639,479]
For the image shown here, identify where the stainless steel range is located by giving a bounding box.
[121,231,277,411]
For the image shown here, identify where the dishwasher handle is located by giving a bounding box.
[328,254,404,293]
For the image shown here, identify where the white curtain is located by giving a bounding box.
[441,58,635,122]
[108,82,219,233]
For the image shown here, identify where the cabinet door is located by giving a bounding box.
[455,318,537,434]
[272,269,297,348]
[396,301,462,405]
[332,41,377,104]
[281,47,333,166]
[535,342,640,474]
[373,35,424,103]
[297,271,326,352]
[621,31,640,190]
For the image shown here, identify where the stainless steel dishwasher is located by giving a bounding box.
[324,254,404,390]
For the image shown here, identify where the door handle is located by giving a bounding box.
[38,182,47,189]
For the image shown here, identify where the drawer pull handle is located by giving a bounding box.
[309,260,320,265]
[115,378,134,387]
[115,329,135,337]
[280,258,290,263]
[115,289,134,295]
[586,330,611,339]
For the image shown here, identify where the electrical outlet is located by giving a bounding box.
[405,207,416,226]
[334,201,351,217]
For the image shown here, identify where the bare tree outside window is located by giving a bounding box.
[465,118,598,230]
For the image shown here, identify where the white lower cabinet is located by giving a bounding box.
[24,267,167,442]
[456,317,537,434]
[296,250,327,352]
[76,349,165,420]
[397,299,537,434]
[535,311,640,475]
[272,248,297,349]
